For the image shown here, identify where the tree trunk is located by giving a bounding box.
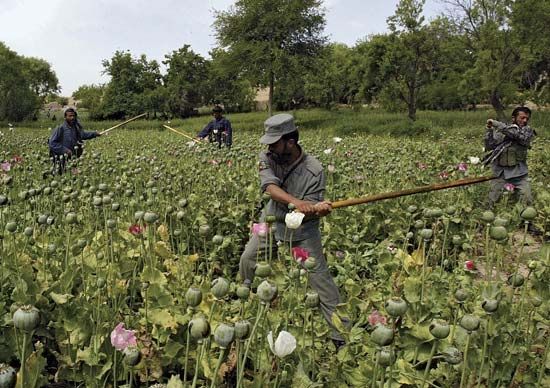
[408,84,417,121]
[490,89,506,121]
[268,70,274,117]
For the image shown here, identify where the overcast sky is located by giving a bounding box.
[1,0,444,95]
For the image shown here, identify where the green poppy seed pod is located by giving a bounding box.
[96,277,106,289]
[198,224,210,236]
[178,199,188,208]
[76,238,87,249]
[442,346,462,365]
[406,231,414,239]
[261,192,271,202]
[445,206,456,216]
[531,296,542,308]
[377,349,396,367]
[214,323,235,349]
[419,228,433,240]
[255,263,272,278]
[305,292,320,308]
[211,277,230,299]
[304,256,317,271]
[47,243,56,253]
[106,219,116,229]
[212,234,224,245]
[289,268,301,279]
[480,210,495,224]
[454,288,469,303]
[234,320,252,341]
[65,212,77,224]
[46,216,55,225]
[459,314,480,333]
[520,207,537,221]
[5,222,17,234]
[452,235,462,246]
[185,287,203,308]
[173,229,182,237]
[371,325,394,347]
[236,285,250,300]
[134,211,145,221]
[482,299,499,314]
[13,305,40,332]
[92,196,103,206]
[98,183,108,192]
[101,195,112,205]
[123,347,141,366]
[176,211,185,220]
[429,208,443,218]
[265,215,276,223]
[406,205,417,214]
[489,226,508,241]
[287,203,296,210]
[37,214,48,225]
[143,211,159,224]
[257,280,277,304]
[0,363,16,388]
[528,261,538,271]
[23,226,33,237]
[189,316,210,341]
[429,320,450,339]
[384,297,408,318]
[493,217,509,227]
[507,273,524,288]
[414,220,425,229]
[0,195,8,206]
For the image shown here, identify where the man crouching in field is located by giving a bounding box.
[48,107,101,174]
[239,113,349,350]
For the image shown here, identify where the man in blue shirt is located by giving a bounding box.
[48,107,101,174]
[196,106,232,148]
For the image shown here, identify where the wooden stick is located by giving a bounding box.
[162,124,201,143]
[332,175,497,209]
[99,113,147,135]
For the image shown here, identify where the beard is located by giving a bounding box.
[268,151,292,165]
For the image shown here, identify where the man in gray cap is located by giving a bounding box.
[239,113,348,349]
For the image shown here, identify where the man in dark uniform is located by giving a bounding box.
[48,107,101,174]
[484,106,535,207]
[239,113,348,348]
[196,105,232,148]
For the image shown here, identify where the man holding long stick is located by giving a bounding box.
[48,107,101,174]
[239,113,348,349]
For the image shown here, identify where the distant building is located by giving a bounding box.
[254,87,269,111]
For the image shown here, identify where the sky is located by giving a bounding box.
[0,0,444,96]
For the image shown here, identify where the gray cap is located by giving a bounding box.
[260,113,296,144]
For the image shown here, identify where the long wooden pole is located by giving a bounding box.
[332,175,497,209]
[162,124,201,143]
[99,113,147,135]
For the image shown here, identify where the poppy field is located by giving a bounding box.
[0,109,549,387]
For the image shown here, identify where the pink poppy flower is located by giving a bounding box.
[226,160,233,167]
[439,171,449,180]
[1,162,10,172]
[110,323,137,351]
[292,247,309,263]
[504,183,515,192]
[417,163,427,170]
[368,310,387,326]
[209,159,219,165]
[129,224,145,236]
[464,260,475,271]
[11,155,22,164]
[457,162,468,172]
[251,222,269,237]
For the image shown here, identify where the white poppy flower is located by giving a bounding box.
[187,141,196,148]
[468,156,480,165]
[323,148,333,155]
[285,211,305,229]
[333,137,342,143]
[268,331,296,358]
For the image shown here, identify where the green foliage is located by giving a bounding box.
[73,84,104,119]
[0,42,58,121]
[213,0,327,114]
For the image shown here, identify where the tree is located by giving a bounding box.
[213,0,327,116]
[0,42,39,121]
[163,45,209,117]
[380,0,440,121]
[442,0,521,119]
[20,57,59,104]
[100,50,163,119]
[73,84,104,119]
